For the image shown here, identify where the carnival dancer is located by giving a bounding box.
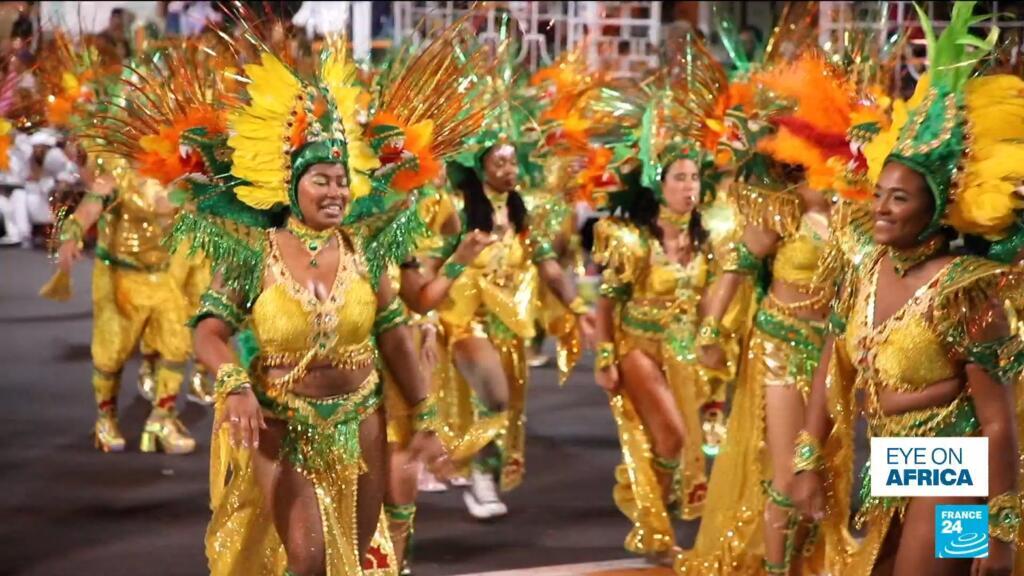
[792,4,1024,574]
[70,17,494,571]
[582,32,728,563]
[51,159,196,454]
[679,37,882,573]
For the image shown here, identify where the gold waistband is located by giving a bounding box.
[261,341,377,370]
[257,341,377,399]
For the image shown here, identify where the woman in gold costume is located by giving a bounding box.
[423,133,594,519]
[793,5,1024,574]
[680,50,882,574]
[592,148,712,562]
[581,35,732,561]
[73,19,492,573]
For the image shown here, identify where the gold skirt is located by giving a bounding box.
[676,300,825,574]
[206,371,397,576]
[609,329,709,555]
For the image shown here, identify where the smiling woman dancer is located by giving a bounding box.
[792,5,1024,575]
[78,22,491,573]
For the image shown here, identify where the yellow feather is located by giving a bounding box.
[949,74,1024,237]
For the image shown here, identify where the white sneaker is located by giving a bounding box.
[463,469,507,519]
[418,469,448,493]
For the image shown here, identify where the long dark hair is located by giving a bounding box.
[619,172,708,249]
[459,147,528,234]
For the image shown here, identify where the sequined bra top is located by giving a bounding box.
[844,253,959,395]
[773,213,828,288]
[251,231,377,376]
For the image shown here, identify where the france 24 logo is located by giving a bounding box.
[935,505,988,559]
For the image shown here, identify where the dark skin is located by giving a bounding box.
[194,164,452,576]
[594,159,702,508]
[413,145,593,476]
[694,175,830,566]
[792,161,1016,576]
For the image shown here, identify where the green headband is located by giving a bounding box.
[289,139,349,220]
[886,86,964,239]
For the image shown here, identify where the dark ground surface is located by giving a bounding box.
[0,247,707,576]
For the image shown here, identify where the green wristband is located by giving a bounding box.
[442,260,466,280]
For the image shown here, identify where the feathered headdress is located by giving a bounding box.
[865,1,1024,258]
[573,31,730,209]
[754,52,887,199]
[448,10,541,187]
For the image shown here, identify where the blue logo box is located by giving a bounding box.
[935,504,988,559]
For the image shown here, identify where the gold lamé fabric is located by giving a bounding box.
[594,218,712,551]
[772,214,828,289]
[435,228,537,490]
[90,261,190,375]
[206,389,397,575]
[98,174,175,270]
[251,232,377,368]
[167,239,212,313]
[844,252,957,396]
[677,305,826,575]
[437,229,539,341]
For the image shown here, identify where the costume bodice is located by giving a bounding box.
[251,231,377,370]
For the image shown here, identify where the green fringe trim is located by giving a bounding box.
[344,192,432,290]
[754,308,825,383]
[166,211,267,307]
[189,289,246,331]
[373,297,409,335]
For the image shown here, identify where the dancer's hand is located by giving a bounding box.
[420,325,439,372]
[451,230,496,265]
[595,365,620,392]
[791,471,826,522]
[973,541,1013,576]
[220,389,266,449]
[577,312,596,349]
[698,344,727,370]
[57,239,83,274]
[408,431,454,480]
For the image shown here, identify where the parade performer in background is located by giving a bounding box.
[422,20,595,519]
[793,4,1024,574]
[679,9,877,569]
[584,32,725,563]
[50,158,196,454]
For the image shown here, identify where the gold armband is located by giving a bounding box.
[989,491,1022,544]
[214,363,252,405]
[793,430,824,474]
[595,342,616,371]
[696,317,724,348]
[567,295,589,316]
[412,395,439,434]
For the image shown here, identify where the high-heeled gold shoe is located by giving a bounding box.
[186,371,214,405]
[137,360,156,402]
[94,415,126,453]
[139,413,196,454]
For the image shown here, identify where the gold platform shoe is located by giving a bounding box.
[137,360,156,402]
[185,371,214,405]
[94,414,126,453]
[140,413,196,454]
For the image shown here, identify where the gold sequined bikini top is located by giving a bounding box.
[845,253,958,395]
[640,238,707,301]
[773,213,828,288]
[251,231,377,382]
